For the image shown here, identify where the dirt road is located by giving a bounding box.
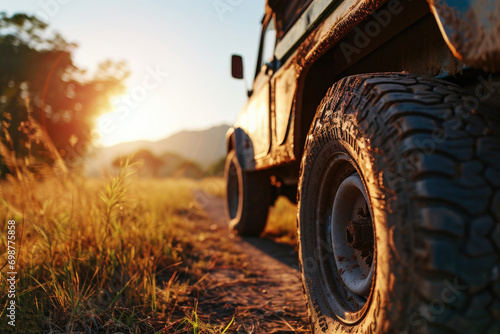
[192,191,311,333]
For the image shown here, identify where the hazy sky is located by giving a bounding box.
[3,0,266,146]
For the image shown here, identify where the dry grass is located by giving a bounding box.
[264,197,298,246]
[0,89,306,333]
[0,111,300,332]
[196,177,225,199]
[0,159,237,333]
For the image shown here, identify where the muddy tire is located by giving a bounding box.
[224,150,271,236]
[298,73,500,333]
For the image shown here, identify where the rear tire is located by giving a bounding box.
[224,150,271,236]
[298,73,500,333]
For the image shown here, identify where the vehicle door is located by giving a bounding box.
[244,15,277,159]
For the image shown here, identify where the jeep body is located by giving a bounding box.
[228,0,499,186]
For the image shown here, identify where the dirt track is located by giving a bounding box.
[193,191,311,333]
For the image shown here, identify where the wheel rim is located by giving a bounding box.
[226,156,240,219]
[331,174,374,298]
[313,152,375,323]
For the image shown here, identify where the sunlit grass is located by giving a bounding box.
[264,197,297,246]
[0,108,299,332]
[196,176,225,199]
[0,158,234,333]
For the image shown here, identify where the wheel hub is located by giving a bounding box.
[331,173,374,299]
[345,207,373,266]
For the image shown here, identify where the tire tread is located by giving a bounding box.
[298,73,500,333]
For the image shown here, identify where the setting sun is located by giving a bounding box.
[3,0,264,147]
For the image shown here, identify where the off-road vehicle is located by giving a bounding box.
[225,0,500,332]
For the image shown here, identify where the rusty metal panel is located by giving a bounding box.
[235,66,272,159]
[273,61,297,146]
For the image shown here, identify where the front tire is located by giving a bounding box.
[298,73,500,333]
[224,150,271,236]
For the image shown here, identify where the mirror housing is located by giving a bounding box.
[231,55,244,79]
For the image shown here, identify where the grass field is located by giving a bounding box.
[0,160,298,333]
[264,197,297,247]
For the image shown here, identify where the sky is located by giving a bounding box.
[2,0,266,146]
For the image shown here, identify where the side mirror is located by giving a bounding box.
[231,55,244,79]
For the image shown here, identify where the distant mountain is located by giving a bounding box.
[86,124,230,177]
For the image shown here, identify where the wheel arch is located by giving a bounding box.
[225,127,256,171]
[291,0,460,159]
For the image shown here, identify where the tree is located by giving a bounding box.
[0,12,128,174]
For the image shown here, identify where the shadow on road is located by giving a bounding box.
[241,236,299,271]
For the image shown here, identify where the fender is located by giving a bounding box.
[225,127,256,171]
[429,0,500,71]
